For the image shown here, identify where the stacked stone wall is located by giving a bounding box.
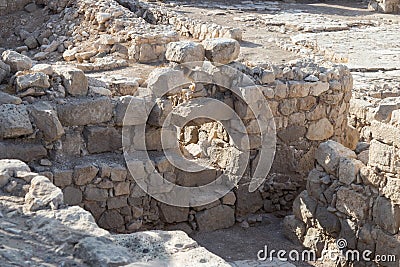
[285,95,400,266]
[0,46,353,232]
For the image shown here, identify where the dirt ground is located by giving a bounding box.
[191,214,318,267]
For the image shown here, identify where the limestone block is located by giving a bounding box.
[166,41,205,63]
[202,38,240,65]
[196,205,235,232]
[53,66,88,96]
[57,97,113,126]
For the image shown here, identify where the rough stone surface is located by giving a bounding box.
[1,50,32,72]
[166,41,205,63]
[54,66,88,96]
[202,38,240,64]
[0,104,33,138]
[196,205,235,232]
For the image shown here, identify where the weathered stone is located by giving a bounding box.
[283,215,306,243]
[31,64,53,75]
[166,41,205,63]
[98,210,124,230]
[221,192,236,205]
[293,190,317,224]
[315,205,340,236]
[336,187,368,220]
[196,205,235,232]
[369,140,394,173]
[235,185,263,216]
[63,47,78,61]
[277,125,306,143]
[84,186,108,201]
[57,97,113,126]
[84,126,121,154]
[315,141,356,175]
[0,142,47,162]
[147,67,190,97]
[383,178,400,205]
[75,237,132,266]
[107,196,128,209]
[53,66,88,96]
[114,182,130,196]
[338,158,364,185]
[0,91,22,105]
[73,164,98,185]
[373,196,400,234]
[15,72,50,91]
[306,118,334,141]
[53,169,73,188]
[63,186,83,205]
[0,60,10,83]
[25,176,63,211]
[110,165,127,182]
[29,102,64,142]
[309,82,329,96]
[374,229,400,267]
[0,104,33,138]
[159,203,189,223]
[202,38,240,65]
[2,50,32,72]
[24,36,39,49]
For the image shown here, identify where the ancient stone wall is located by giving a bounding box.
[0,0,32,15]
[284,96,400,266]
[0,44,353,232]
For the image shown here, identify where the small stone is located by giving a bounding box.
[40,159,52,166]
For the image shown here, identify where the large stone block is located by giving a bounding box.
[25,175,63,211]
[2,50,32,72]
[374,229,400,267]
[383,178,400,205]
[338,158,364,185]
[166,41,205,63]
[315,141,356,175]
[159,203,189,223]
[336,187,369,220]
[57,97,113,126]
[15,72,50,91]
[74,164,99,186]
[235,184,263,216]
[53,66,88,96]
[293,190,317,225]
[202,38,240,65]
[63,186,82,205]
[0,60,10,83]
[369,140,394,172]
[196,205,235,232]
[29,102,64,142]
[306,118,334,141]
[0,104,33,138]
[373,196,400,234]
[84,126,121,154]
[0,142,47,162]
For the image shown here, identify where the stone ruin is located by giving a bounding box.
[0,0,399,266]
